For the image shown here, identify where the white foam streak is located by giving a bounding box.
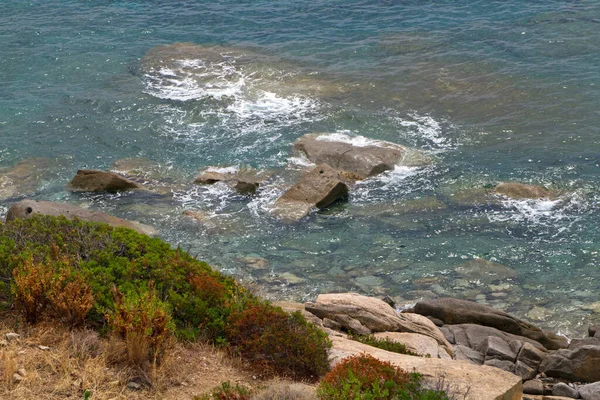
[316,132,394,148]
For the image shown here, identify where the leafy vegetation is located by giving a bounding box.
[1,215,330,381]
[226,302,331,381]
[195,381,253,400]
[349,334,419,357]
[318,353,451,400]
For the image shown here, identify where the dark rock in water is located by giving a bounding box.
[69,170,143,192]
[194,166,270,194]
[588,325,599,338]
[292,133,431,179]
[552,382,579,399]
[493,182,556,200]
[6,200,157,237]
[414,298,567,350]
[540,342,600,383]
[272,164,349,221]
[579,381,600,400]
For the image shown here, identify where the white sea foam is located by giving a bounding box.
[205,165,240,174]
[352,165,434,204]
[394,111,459,152]
[316,132,396,148]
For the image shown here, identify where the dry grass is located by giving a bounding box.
[0,314,266,400]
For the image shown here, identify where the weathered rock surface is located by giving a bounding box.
[493,182,556,200]
[454,344,485,365]
[373,332,451,359]
[304,293,453,356]
[442,323,547,352]
[551,383,578,399]
[415,298,567,350]
[523,379,544,395]
[293,133,431,179]
[194,166,271,194]
[6,200,157,236]
[272,164,349,221]
[329,335,522,400]
[540,341,600,382]
[69,170,143,192]
[579,381,600,400]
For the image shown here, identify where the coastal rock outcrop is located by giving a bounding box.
[6,199,157,236]
[272,164,349,221]
[292,133,431,179]
[329,335,522,400]
[414,298,568,350]
[194,166,271,194]
[540,338,600,382]
[305,292,453,356]
[68,170,144,192]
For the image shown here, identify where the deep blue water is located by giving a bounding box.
[1,0,600,336]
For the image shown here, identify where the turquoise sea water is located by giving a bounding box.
[1,0,600,336]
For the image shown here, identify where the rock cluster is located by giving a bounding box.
[288,292,600,400]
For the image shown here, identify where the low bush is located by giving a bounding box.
[196,381,253,400]
[1,215,251,341]
[226,302,331,381]
[348,334,419,357]
[107,286,174,369]
[2,215,332,382]
[317,353,451,400]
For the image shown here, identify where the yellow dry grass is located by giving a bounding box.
[0,313,294,400]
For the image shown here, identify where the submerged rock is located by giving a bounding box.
[493,182,556,200]
[68,170,144,192]
[112,158,189,195]
[454,258,517,284]
[0,158,53,200]
[194,166,271,194]
[272,164,349,221]
[6,200,157,236]
[292,133,431,179]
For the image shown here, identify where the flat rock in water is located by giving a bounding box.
[329,335,522,400]
[6,200,157,237]
[414,298,567,350]
[293,133,431,179]
[194,166,271,194]
[69,170,144,192]
[493,182,556,200]
[272,164,349,221]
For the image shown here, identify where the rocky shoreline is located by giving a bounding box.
[278,293,600,400]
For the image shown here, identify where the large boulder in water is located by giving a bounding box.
[6,200,157,237]
[68,170,144,192]
[414,298,568,350]
[272,164,349,221]
[292,133,431,179]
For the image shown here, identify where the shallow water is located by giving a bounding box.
[1,0,600,337]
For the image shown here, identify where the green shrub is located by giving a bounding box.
[0,215,252,341]
[348,334,419,357]
[317,353,451,400]
[195,381,253,400]
[107,286,175,369]
[226,302,331,381]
